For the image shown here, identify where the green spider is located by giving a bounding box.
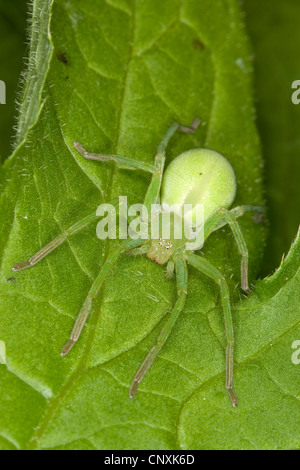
[12,119,263,407]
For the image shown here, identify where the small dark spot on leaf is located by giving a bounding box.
[193,39,205,50]
[199,172,203,175]
[57,52,69,65]
[7,277,16,283]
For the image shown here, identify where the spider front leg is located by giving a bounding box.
[74,142,159,174]
[129,254,187,398]
[61,237,144,355]
[75,118,200,213]
[12,212,98,272]
[186,252,238,407]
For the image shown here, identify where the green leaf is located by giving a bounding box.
[1,0,298,451]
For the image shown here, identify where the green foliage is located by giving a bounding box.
[0,0,298,450]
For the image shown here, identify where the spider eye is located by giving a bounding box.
[161,148,236,224]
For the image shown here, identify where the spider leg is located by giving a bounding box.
[75,119,200,213]
[205,205,265,236]
[129,254,187,398]
[204,207,260,294]
[156,118,200,156]
[12,212,98,272]
[221,210,250,294]
[143,152,165,212]
[165,259,175,279]
[143,118,200,211]
[74,142,159,174]
[126,243,150,257]
[186,252,237,407]
[61,237,144,356]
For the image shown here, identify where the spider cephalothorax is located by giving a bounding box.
[145,212,189,264]
[12,118,263,407]
[147,238,175,264]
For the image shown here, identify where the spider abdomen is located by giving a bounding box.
[161,148,236,223]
